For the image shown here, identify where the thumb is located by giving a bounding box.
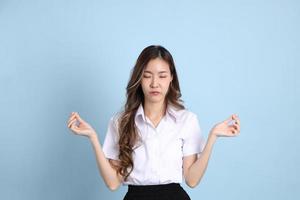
[224,115,234,124]
[75,112,85,123]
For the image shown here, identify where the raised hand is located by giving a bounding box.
[67,112,97,138]
[210,114,241,137]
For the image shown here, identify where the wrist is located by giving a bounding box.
[89,132,98,141]
[208,131,218,143]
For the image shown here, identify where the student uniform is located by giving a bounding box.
[103,103,206,200]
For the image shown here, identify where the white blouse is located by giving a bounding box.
[102,103,206,185]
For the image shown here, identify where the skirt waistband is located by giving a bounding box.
[128,183,181,193]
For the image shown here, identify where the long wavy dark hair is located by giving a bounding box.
[114,45,185,181]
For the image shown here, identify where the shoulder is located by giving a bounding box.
[110,111,123,122]
[106,111,124,133]
[170,106,199,123]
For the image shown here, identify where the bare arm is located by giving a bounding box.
[183,114,241,188]
[183,133,217,188]
[67,112,123,191]
[89,133,123,191]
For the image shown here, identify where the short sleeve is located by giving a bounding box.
[102,115,120,160]
[182,113,206,157]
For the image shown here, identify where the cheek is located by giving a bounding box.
[140,81,148,91]
[141,78,152,85]
[162,81,171,91]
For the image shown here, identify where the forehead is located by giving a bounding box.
[144,58,170,73]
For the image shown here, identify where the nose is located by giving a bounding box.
[150,76,158,88]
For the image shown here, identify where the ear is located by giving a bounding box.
[170,74,173,82]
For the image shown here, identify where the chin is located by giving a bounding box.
[146,97,164,104]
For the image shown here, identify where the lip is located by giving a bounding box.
[149,91,160,95]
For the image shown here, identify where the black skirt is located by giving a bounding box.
[123,183,191,200]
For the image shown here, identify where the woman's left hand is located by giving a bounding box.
[210,114,241,137]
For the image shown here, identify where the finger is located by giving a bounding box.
[232,114,240,125]
[224,115,234,124]
[68,112,82,125]
[227,114,240,129]
[68,117,77,126]
[232,119,241,132]
[70,119,80,128]
[69,112,76,119]
[226,129,236,136]
[70,121,82,131]
[229,126,239,134]
[234,124,240,132]
[229,127,236,134]
[230,126,240,135]
[71,125,86,136]
[230,129,238,135]
[68,115,76,124]
[75,112,85,123]
[230,124,239,131]
[70,125,80,134]
[234,118,240,126]
[236,124,240,132]
[68,119,78,128]
[68,112,77,122]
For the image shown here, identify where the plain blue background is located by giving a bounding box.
[0,0,299,199]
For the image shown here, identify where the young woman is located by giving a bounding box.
[67,45,241,200]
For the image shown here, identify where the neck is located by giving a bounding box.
[143,100,167,119]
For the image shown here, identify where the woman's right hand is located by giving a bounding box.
[67,112,97,139]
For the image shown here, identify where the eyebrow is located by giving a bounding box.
[144,70,168,74]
